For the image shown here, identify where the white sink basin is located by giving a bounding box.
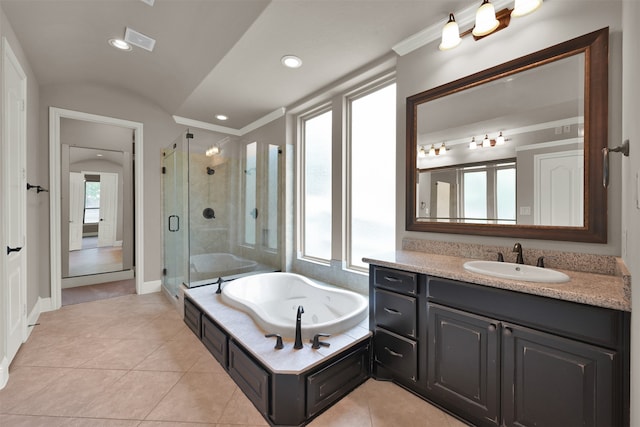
[463,260,570,283]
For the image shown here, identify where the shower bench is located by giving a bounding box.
[183,285,371,426]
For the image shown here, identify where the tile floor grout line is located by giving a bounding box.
[139,369,189,422]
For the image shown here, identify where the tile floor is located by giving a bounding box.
[0,292,468,427]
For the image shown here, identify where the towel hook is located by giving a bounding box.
[602,139,630,188]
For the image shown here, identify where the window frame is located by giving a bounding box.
[298,104,333,264]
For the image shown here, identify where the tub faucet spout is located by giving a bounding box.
[294,305,304,349]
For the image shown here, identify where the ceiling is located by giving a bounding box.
[0,0,467,130]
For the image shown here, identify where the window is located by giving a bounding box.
[461,162,516,224]
[265,144,279,250]
[348,81,396,270]
[244,142,257,245]
[83,181,100,223]
[301,109,332,261]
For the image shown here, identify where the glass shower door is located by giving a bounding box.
[162,136,187,298]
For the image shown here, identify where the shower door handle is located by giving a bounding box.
[168,215,180,232]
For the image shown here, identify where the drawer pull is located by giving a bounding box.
[384,346,404,358]
[384,275,402,283]
[383,307,401,315]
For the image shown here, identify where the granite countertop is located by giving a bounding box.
[363,250,631,312]
[184,285,372,374]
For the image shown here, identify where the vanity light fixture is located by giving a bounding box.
[511,0,542,17]
[281,55,302,68]
[418,146,427,158]
[439,143,447,155]
[428,144,437,156]
[473,0,500,37]
[439,0,542,51]
[108,38,132,51]
[439,14,462,50]
[469,132,508,150]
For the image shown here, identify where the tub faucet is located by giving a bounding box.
[512,242,524,264]
[294,305,304,349]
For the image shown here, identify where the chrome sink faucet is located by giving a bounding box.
[294,305,304,349]
[512,242,524,264]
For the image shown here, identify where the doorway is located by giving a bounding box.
[49,107,145,310]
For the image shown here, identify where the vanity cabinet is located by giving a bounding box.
[370,266,427,389]
[184,295,371,426]
[369,265,630,427]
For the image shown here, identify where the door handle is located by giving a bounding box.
[168,215,179,232]
[7,246,23,255]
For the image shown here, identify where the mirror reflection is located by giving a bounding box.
[407,28,609,242]
[415,53,585,226]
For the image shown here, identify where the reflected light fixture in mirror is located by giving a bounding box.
[439,0,542,51]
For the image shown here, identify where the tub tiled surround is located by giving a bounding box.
[387,238,631,311]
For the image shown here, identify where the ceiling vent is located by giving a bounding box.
[124,27,156,52]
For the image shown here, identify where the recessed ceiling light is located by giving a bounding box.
[108,38,132,51]
[281,55,302,68]
[96,153,104,157]
[215,114,228,121]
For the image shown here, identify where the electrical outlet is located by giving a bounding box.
[554,127,562,135]
[519,206,531,215]
[563,125,571,133]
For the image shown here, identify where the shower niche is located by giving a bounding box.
[162,130,282,297]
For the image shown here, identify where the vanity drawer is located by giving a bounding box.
[202,315,228,368]
[184,297,202,338]
[374,289,417,338]
[373,266,417,296]
[374,328,418,382]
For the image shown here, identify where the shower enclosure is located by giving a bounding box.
[162,130,282,298]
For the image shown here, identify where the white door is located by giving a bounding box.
[534,150,584,226]
[97,172,118,247]
[2,38,27,363]
[68,172,84,251]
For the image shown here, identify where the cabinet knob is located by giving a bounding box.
[488,324,497,332]
[503,327,513,336]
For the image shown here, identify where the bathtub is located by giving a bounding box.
[220,272,368,340]
[190,253,258,280]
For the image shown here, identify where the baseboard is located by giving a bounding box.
[114,240,123,247]
[0,356,8,390]
[140,279,161,294]
[24,296,53,342]
[62,270,134,288]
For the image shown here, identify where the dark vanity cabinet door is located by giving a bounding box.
[228,341,270,417]
[202,315,228,367]
[501,322,617,427]
[184,297,202,338]
[428,303,500,427]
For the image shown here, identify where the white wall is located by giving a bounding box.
[621,1,640,422]
[396,1,623,255]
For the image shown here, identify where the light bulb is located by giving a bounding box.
[428,144,436,156]
[496,132,505,145]
[469,137,477,150]
[439,143,447,155]
[418,146,427,158]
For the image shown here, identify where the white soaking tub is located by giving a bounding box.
[220,272,368,340]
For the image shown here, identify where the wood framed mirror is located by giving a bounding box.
[406,27,608,242]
